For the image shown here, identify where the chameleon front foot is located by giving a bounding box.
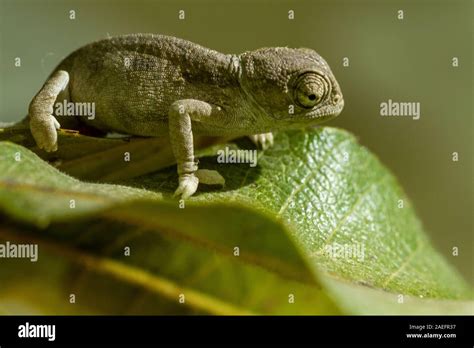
[249,132,274,150]
[174,170,225,199]
[174,173,199,199]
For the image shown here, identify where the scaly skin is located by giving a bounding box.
[28,33,344,198]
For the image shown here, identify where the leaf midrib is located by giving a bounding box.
[0,226,254,315]
[103,209,316,285]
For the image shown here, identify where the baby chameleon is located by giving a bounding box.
[29,34,344,198]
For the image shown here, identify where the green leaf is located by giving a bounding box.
[0,202,338,315]
[0,127,471,314]
[0,125,233,181]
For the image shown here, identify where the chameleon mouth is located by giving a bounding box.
[306,99,344,120]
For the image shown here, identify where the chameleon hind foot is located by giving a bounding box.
[28,70,69,152]
[30,115,61,152]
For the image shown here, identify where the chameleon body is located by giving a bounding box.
[28,33,344,198]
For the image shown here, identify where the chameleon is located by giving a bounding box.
[28,33,344,198]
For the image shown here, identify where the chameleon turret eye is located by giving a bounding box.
[293,72,330,109]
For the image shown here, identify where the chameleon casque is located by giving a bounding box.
[28,33,344,198]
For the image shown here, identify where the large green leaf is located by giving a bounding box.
[0,127,471,314]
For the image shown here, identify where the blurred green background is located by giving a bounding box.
[0,0,472,282]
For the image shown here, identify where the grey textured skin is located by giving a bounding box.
[29,33,344,198]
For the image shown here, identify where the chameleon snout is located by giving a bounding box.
[331,89,344,114]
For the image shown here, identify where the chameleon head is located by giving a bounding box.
[239,47,344,127]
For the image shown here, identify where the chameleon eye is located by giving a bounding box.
[293,72,330,109]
